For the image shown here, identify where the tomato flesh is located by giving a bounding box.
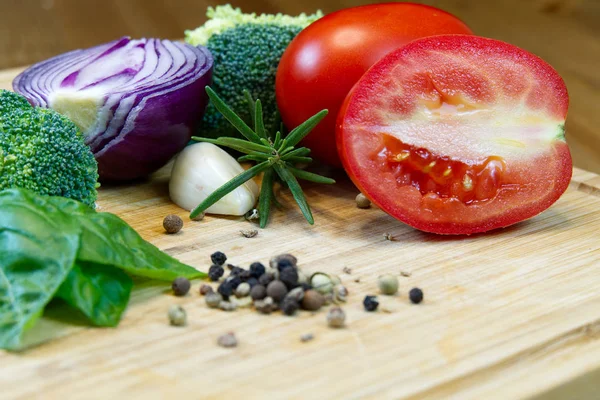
[337,35,572,235]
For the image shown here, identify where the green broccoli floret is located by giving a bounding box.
[185,5,322,140]
[0,90,99,207]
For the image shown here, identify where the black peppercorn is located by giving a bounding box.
[239,270,252,281]
[246,277,259,288]
[249,262,266,279]
[281,297,299,316]
[171,277,191,296]
[409,288,423,304]
[266,280,288,302]
[276,258,295,271]
[279,266,299,289]
[225,275,242,290]
[227,264,245,276]
[211,251,227,266]
[270,254,298,270]
[218,282,234,300]
[363,295,379,312]
[208,265,224,282]
[258,272,275,286]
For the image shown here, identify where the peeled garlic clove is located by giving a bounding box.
[169,142,258,216]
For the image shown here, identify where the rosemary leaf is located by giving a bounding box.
[282,109,328,148]
[194,136,272,154]
[238,154,269,163]
[258,169,274,228]
[274,164,314,225]
[190,161,272,219]
[288,166,336,184]
[286,156,313,164]
[254,99,267,139]
[192,137,258,154]
[206,86,262,144]
[273,131,282,149]
[279,146,295,156]
[281,147,311,160]
[244,89,256,127]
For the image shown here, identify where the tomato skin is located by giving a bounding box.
[276,3,473,167]
[337,35,572,235]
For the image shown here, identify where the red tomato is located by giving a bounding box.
[276,3,473,167]
[337,35,572,235]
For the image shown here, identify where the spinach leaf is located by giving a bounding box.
[56,262,133,327]
[0,191,80,350]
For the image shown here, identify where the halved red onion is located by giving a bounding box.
[13,37,213,181]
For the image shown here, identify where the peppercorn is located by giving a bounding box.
[333,284,348,303]
[205,292,223,308]
[239,270,252,281]
[240,229,258,238]
[300,283,313,291]
[249,262,266,278]
[208,265,224,282]
[250,284,267,300]
[258,272,275,286]
[246,277,259,288]
[300,333,315,343]
[230,296,253,308]
[409,288,424,304]
[211,251,227,266]
[217,332,237,348]
[171,277,191,296]
[355,193,371,209]
[255,297,275,314]
[235,282,251,298]
[266,280,288,302]
[245,208,259,221]
[227,264,245,276]
[225,275,242,290]
[270,254,297,271]
[327,307,346,328]
[378,274,399,295]
[163,214,183,234]
[199,284,213,296]
[281,297,299,316]
[301,290,325,311]
[218,282,234,300]
[297,270,309,285]
[168,305,186,326]
[285,287,305,303]
[310,273,333,295]
[219,301,237,312]
[279,266,299,289]
[363,295,379,312]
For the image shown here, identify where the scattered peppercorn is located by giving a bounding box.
[279,266,299,289]
[171,277,191,296]
[342,267,352,275]
[300,283,313,292]
[208,264,224,282]
[246,277,259,288]
[258,272,275,286]
[266,280,288,302]
[355,193,371,209]
[240,229,258,238]
[239,270,252,281]
[311,273,333,295]
[383,232,394,241]
[302,290,325,311]
[245,208,259,221]
[281,297,299,316]
[230,296,253,308]
[211,251,227,266]
[333,284,348,303]
[219,301,237,312]
[225,275,242,290]
[217,332,237,348]
[199,284,213,296]
[249,262,266,278]
[250,284,267,300]
[270,254,297,271]
[168,304,187,326]
[235,282,251,298]
[205,292,223,308]
[363,295,379,312]
[327,307,346,328]
[297,270,309,285]
[191,211,205,221]
[409,288,424,304]
[218,282,234,300]
[285,287,305,303]
[163,214,183,234]
[227,264,245,276]
[378,274,399,295]
[255,297,275,314]
[300,333,315,343]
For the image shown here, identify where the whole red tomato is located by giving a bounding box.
[276,3,473,167]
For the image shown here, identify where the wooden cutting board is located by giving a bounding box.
[1,69,600,400]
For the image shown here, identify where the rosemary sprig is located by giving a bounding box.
[190,86,335,227]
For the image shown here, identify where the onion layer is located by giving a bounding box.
[13,37,213,181]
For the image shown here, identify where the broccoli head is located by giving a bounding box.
[185,5,322,140]
[0,90,99,207]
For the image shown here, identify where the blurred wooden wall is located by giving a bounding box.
[1,0,599,173]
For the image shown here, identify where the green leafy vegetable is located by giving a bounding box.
[190,87,335,227]
[0,188,205,350]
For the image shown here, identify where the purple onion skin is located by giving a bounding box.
[13,38,214,182]
[96,66,213,181]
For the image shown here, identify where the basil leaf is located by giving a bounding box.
[0,191,81,350]
[56,262,133,327]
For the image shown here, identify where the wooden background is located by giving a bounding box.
[1,0,599,173]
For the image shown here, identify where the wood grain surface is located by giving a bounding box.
[1,37,600,399]
[1,0,599,174]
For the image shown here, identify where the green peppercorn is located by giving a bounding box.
[310,272,333,295]
[378,274,399,295]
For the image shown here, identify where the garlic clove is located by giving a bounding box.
[169,142,259,216]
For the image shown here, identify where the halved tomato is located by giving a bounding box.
[337,35,572,234]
